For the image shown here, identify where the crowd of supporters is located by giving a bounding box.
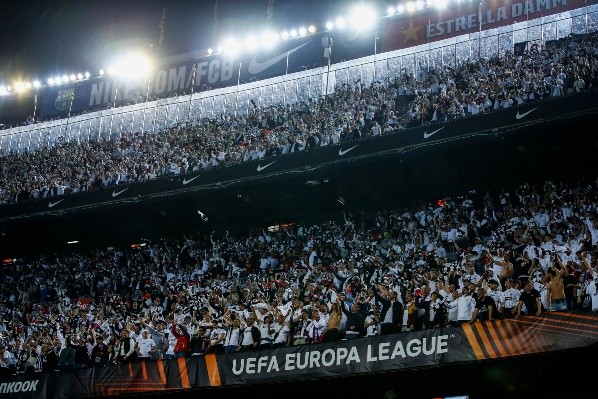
[1,177,598,375]
[1,32,597,205]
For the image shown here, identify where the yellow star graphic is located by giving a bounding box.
[402,21,421,43]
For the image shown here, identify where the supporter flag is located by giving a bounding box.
[514,41,528,56]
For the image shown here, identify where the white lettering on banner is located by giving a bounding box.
[168,67,186,92]
[427,0,568,39]
[231,336,451,376]
[0,379,39,393]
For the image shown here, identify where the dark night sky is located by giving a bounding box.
[0,0,386,85]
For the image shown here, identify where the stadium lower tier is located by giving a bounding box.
[1,310,596,399]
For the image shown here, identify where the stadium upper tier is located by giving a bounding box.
[1,28,597,206]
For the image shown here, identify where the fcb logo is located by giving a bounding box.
[55,88,74,110]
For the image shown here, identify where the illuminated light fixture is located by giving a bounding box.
[222,38,241,56]
[245,35,258,51]
[436,0,448,9]
[217,45,223,53]
[406,2,416,12]
[69,74,76,81]
[290,28,298,37]
[62,75,69,82]
[207,48,213,55]
[281,30,289,40]
[113,53,153,78]
[25,82,32,89]
[0,86,6,94]
[67,240,78,244]
[335,17,346,29]
[415,0,425,10]
[85,71,90,78]
[348,5,377,31]
[107,67,116,75]
[387,6,396,15]
[6,85,11,92]
[261,31,279,48]
[99,69,105,76]
[33,80,41,88]
[77,73,83,80]
[325,21,334,30]
[308,25,316,34]
[298,26,307,36]
[54,76,62,84]
[397,5,405,13]
[47,78,55,85]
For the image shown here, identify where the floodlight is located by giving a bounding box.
[62,75,69,82]
[109,53,153,79]
[406,2,416,12]
[207,48,213,55]
[77,73,83,80]
[70,74,76,81]
[0,86,5,94]
[308,25,316,34]
[281,30,289,40]
[99,69,105,76]
[335,17,346,29]
[387,6,396,15]
[6,86,11,92]
[245,35,258,51]
[85,71,90,78]
[14,82,25,92]
[298,27,307,36]
[33,80,41,88]
[222,38,241,56]
[217,46,223,53]
[416,0,425,10]
[47,78,55,85]
[325,21,334,30]
[397,5,405,13]
[25,82,32,89]
[261,31,279,48]
[435,0,448,9]
[54,76,62,84]
[348,5,377,31]
[290,29,298,37]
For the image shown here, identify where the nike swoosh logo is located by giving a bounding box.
[515,107,538,120]
[338,145,358,156]
[111,188,129,198]
[182,176,200,185]
[256,162,275,172]
[48,199,64,208]
[423,127,444,139]
[247,42,310,75]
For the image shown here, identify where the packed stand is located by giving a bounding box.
[1,33,598,205]
[1,177,598,375]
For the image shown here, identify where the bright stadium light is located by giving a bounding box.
[207,48,213,55]
[348,5,377,31]
[25,82,32,89]
[245,35,258,51]
[0,86,7,95]
[108,53,153,79]
[69,74,76,81]
[54,76,62,84]
[387,6,396,15]
[62,75,69,82]
[77,73,83,80]
[406,2,416,12]
[85,71,90,78]
[47,78,55,85]
[261,31,279,49]
[33,80,41,88]
[415,0,425,10]
[298,26,307,36]
[325,21,334,30]
[336,17,346,29]
[281,30,289,40]
[397,5,405,14]
[222,38,241,56]
[14,82,25,92]
[99,69,105,76]
[290,29,298,37]
[308,25,316,34]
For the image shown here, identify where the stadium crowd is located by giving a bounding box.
[1,177,598,375]
[1,32,597,205]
